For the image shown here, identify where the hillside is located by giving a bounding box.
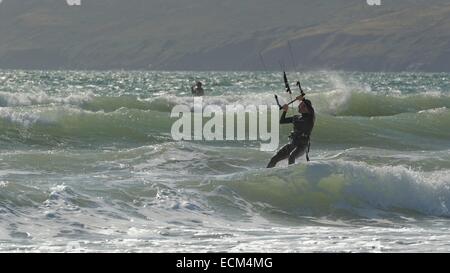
[0,0,449,71]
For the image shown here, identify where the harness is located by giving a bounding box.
[306,140,311,162]
[289,131,311,162]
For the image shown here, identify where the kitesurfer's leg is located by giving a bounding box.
[288,144,307,165]
[267,143,295,168]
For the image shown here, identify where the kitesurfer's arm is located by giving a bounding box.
[280,104,293,124]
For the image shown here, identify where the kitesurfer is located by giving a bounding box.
[267,95,315,168]
[191,81,205,96]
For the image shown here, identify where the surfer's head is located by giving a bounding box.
[196,81,203,87]
[299,100,311,113]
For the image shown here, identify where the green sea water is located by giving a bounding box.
[1,70,450,252]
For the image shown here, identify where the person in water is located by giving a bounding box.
[191,81,205,96]
[267,95,315,168]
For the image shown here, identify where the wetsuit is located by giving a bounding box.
[191,86,204,96]
[267,111,314,168]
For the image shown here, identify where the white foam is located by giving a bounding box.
[329,160,450,216]
[0,106,104,127]
[147,93,280,110]
[418,107,448,114]
[0,108,44,127]
[0,91,93,107]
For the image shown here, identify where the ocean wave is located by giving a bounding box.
[0,91,92,107]
[0,107,172,146]
[2,87,450,119]
[312,109,450,149]
[200,160,450,218]
[311,90,450,117]
[0,102,449,149]
[2,145,450,221]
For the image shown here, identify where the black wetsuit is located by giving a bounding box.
[191,86,204,96]
[267,111,314,168]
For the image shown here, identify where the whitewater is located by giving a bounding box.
[1,70,450,252]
